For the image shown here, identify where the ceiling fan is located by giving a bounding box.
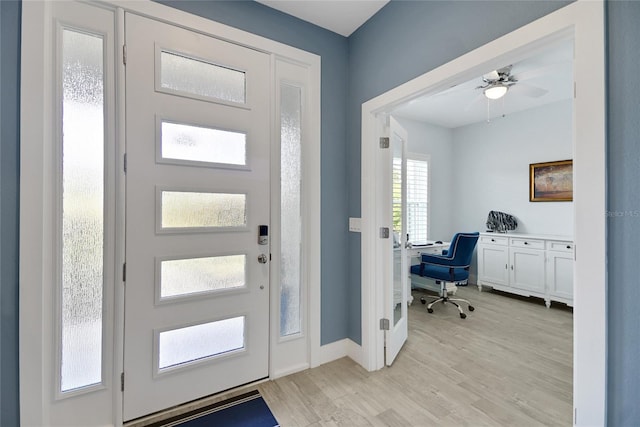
[476,64,548,100]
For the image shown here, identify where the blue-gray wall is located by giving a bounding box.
[2,1,640,426]
[0,1,21,425]
[606,1,640,425]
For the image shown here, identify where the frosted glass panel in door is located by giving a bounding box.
[160,255,246,299]
[158,317,245,371]
[160,51,245,103]
[160,191,246,229]
[161,121,247,166]
[60,28,104,392]
[280,84,302,337]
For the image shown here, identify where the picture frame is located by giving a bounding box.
[529,159,573,202]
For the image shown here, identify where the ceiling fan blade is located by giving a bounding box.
[483,70,500,81]
[510,83,548,98]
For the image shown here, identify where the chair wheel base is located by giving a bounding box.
[460,313,467,319]
[420,297,426,305]
[427,308,433,313]
[468,305,475,311]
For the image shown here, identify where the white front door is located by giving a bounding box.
[123,13,271,420]
[385,116,409,365]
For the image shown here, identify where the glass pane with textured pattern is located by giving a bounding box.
[160,255,246,298]
[60,29,104,392]
[158,317,245,371]
[161,121,246,166]
[161,191,246,229]
[160,51,245,103]
[279,84,302,337]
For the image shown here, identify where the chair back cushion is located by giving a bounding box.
[446,232,480,267]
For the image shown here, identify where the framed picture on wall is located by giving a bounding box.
[529,159,573,202]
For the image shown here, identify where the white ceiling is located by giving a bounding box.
[256,2,573,128]
[256,0,389,37]
[392,39,574,128]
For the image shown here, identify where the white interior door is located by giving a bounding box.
[385,116,409,365]
[123,13,271,421]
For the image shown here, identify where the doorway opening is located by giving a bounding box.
[360,2,605,425]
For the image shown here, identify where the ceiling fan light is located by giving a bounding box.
[484,84,508,100]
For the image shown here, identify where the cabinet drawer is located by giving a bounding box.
[480,235,508,246]
[547,240,574,252]
[509,238,544,250]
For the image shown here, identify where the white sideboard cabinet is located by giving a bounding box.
[477,232,573,307]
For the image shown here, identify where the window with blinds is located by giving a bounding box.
[406,157,429,242]
[393,155,429,243]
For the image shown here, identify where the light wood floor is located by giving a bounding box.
[258,285,573,426]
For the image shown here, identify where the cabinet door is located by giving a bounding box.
[478,244,509,286]
[547,251,574,302]
[509,248,545,293]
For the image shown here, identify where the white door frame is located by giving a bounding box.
[361,2,605,425]
[20,1,321,425]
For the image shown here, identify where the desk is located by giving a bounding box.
[406,242,450,304]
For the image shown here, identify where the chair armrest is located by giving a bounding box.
[420,253,471,270]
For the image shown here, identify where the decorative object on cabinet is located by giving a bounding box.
[529,159,573,202]
[410,232,479,319]
[486,210,518,232]
[476,232,573,307]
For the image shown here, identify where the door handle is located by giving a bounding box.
[258,254,268,264]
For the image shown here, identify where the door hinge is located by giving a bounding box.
[123,45,127,65]
[123,153,127,173]
[120,372,125,391]
[380,318,390,330]
[122,263,126,282]
[380,227,390,239]
[379,137,390,149]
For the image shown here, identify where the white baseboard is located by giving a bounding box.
[319,338,363,367]
[271,362,309,379]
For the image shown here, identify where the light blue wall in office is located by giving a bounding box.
[0,1,21,425]
[607,1,640,425]
[346,0,571,343]
[155,1,351,346]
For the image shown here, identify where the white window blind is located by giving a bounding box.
[392,155,429,243]
[392,157,402,236]
[407,157,429,242]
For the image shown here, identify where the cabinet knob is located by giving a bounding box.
[524,241,529,245]
[491,238,495,242]
[566,245,571,249]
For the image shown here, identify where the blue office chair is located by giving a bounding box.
[410,232,479,319]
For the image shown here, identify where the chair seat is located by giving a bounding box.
[410,264,469,282]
